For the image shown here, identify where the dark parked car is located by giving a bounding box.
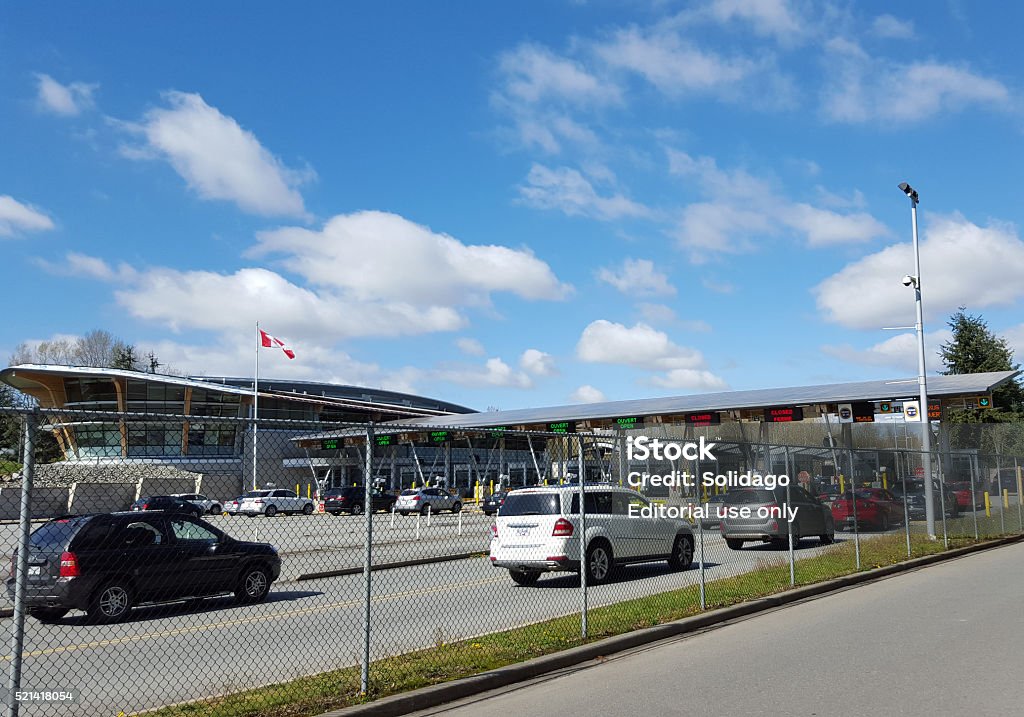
[130,495,202,519]
[6,512,281,624]
[481,491,507,516]
[322,486,397,515]
[891,479,959,519]
[720,485,835,549]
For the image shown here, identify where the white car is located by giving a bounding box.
[172,493,223,515]
[236,489,315,517]
[489,485,694,586]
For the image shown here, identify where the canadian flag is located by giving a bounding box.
[259,329,296,359]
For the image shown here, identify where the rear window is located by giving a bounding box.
[30,517,91,549]
[724,489,778,505]
[499,493,561,516]
[400,489,418,496]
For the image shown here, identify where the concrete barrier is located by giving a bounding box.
[0,487,71,520]
[68,482,138,514]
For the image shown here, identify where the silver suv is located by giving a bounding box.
[489,485,694,586]
[394,487,461,516]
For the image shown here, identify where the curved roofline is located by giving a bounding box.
[0,364,475,416]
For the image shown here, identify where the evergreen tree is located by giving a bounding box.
[939,308,1024,423]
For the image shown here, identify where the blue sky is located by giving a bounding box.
[2,1,1023,411]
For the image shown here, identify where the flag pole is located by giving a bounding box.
[253,321,259,491]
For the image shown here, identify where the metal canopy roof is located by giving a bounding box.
[392,370,1020,430]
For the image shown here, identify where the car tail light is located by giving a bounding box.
[412,496,421,501]
[770,521,779,531]
[490,524,498,538]
[552,518,574,537]
[141,503,150,510]
[59,552,80,577]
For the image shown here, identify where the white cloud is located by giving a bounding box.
[434,357,533,389]
[570,384,607,403]
[251,210,571,305]
[668,150,889,258]
[821,40,1009,123]
[701,277,735,294]
[697,0,806,41]
[821,330,950,372]
[518,164,651,221]
[35,74,96,116]
[121,91,311,217]
[497,43,620,107]
[650,369,729,390]
[597,258,676,297]
[0,196,54,237]
[1004,324,1024,361]
[456,338,486,356]
[815,214,1024,330]
[636,303,712,332]
[871,14,914,39]
[35,252,135,281]
[594,27,758,96]
[519,348,557,376]
[576,320,725,390]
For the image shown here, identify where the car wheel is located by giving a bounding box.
[28,607,68,624]
[302,503,314,515]
[88,579,134,624]
[880,513,890,532]
[420,504,431,516]
[820,528,835,545]
[264,505,278,517]
[193,509,203,520]
[509,570,541,586]
[351,502,363,515]
[236,564,271,604]
[790,528,801,547]
[210,504,222,515]
[726,538,744,550]
[585,541,613,584]
[451,501,462,514]
[668,534,694,570]
[400,511,409,516]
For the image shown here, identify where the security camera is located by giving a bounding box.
[902,275,915,287]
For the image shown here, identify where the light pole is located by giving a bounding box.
[899,181,936,539]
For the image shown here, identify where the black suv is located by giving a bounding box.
[6,512,281,624]
[130,495,203,519]
[322,486,397,515]
[891,479,959,519]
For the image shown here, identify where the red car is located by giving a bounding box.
[949,482,984,510]
[831,488,903,531]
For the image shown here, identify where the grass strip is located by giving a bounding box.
[139,532,1007,717]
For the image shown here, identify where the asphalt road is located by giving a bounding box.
[409,541,1024,717]
[1,530,870,716]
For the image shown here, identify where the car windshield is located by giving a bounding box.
[499,493,560,516]
[399,489,419,496]
[245,491,271,498]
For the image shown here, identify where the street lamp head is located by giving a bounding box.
[898,182,919,203]
[902,274,918,288]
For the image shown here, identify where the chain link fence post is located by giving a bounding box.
[969,453,980,540]
[360,423,374,695]
[6,408,35,717]
[1016,458,1023,534]
[577,435,587,640]
[785,446,794,586]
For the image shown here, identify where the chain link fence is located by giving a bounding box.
[0,407,1021,716]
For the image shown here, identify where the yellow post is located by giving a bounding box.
[882,474,888,490]
[984,492,991,517]
[1018,467,1023,499]
[839,475,845,494]
[489,480,494,496]
[412,481,416,489]
[307,484,311,499]
[295,483,300,496]
[1003,489,1010,509]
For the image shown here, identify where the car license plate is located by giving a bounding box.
[27,566,41,576]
